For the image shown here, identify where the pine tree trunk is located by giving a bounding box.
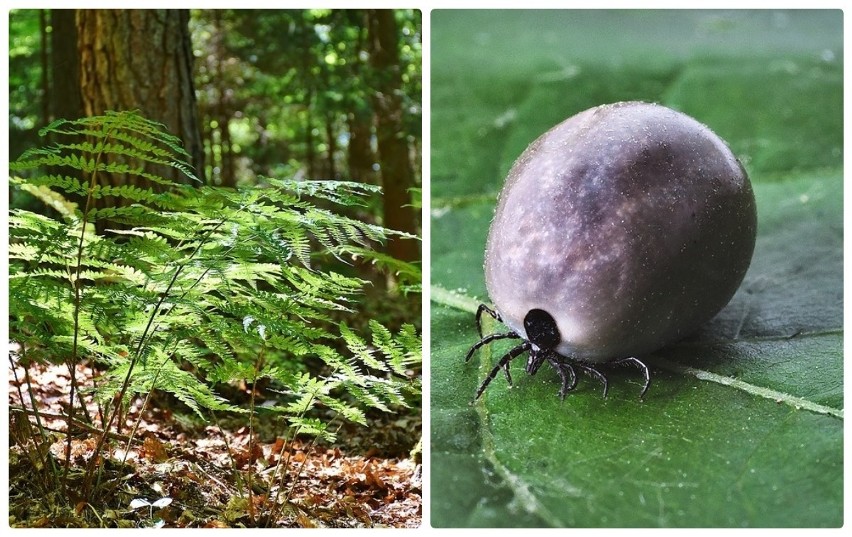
[367,9,419,263]
[76,9,205,188]
[50,10,83,125]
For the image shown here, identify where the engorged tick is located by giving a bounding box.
[466,101,757,401]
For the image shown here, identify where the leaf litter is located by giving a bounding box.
[8,361,421,528]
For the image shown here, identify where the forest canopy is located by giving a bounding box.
[10,9,421,261]
[10,9,422,179]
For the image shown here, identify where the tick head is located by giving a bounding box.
[523,308,560,375]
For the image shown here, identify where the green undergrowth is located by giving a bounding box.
[8,110,421,520]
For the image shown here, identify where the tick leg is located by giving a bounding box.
[464,332,520,362]
[474,342,530,401]
[576,364,609,398]
[502,363,513,386]
[550,360,578,400]
[475,304,503,338]
[613,356,651,399]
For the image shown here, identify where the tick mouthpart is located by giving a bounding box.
[525,349,548,376]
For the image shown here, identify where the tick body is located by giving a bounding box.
[467,101,757,400]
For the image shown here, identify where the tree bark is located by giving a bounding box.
[50,10,83,125]
[367,9,419,263]
[345,16,376,185]
[76,9,205,187]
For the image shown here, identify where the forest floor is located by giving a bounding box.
[7,361,421,528]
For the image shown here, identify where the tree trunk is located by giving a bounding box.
[345,16,376,185]
[347,108,375,184]
[76,9,205,188]
[304,91,316,179]
[325,117,337,179]
[212,10,235,188]
[50,10,83,125]
[39,10,50,127]
[367,10,419,263]
[47,10,84,203]
[217,114,236,187]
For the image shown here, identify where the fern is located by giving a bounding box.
[9,111,422,490]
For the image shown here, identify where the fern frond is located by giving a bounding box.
[342,382,391,413]
[39,109,193,163]
[16,173,87,196]
[316,394,367,426]
[10,110,421,447]
[340,323,388,372]
[269,178,383,207]
[286,417,334,442]
[338,245,422,285]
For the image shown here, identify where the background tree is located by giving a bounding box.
[50,10,83,125]
[190,9,422,296]
[76,9,205,187]
[367,9,419,263]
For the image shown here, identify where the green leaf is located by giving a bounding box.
[431,10,842,528]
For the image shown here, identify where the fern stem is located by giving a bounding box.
[266,366,339,526]
[66,117,116,491]
[266,431,297,526]
[9,406,133,443]
[245,346,265,525]
[83,218,228,497]
[121,350,172,465]
[10,352,52,459]
[266,415,308,523]
[209,410,246,499]
[286,418,344,506]
[8,353,58,492]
